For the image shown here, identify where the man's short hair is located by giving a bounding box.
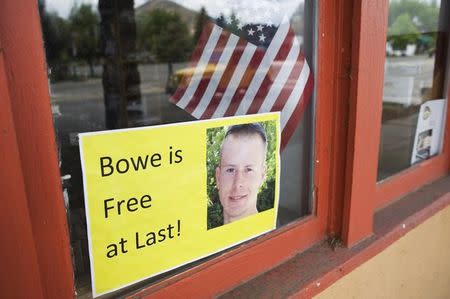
[220,123,268,161]
[225,123,267,144]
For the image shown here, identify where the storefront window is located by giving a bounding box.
[378,0,449,181]
[38,0,316,296]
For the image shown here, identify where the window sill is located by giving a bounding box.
[219,176,450,298]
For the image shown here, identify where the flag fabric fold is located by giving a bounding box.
[170,10,313,149]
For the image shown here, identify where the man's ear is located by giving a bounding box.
[215,167,221,190]
[260,164,267,185]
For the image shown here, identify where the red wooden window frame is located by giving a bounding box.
[1,0,449,297]
[128,2,354,297]
[0,1,74,298]
[375,0,450,212]
[0,35,47,299]
[342,0,450,246]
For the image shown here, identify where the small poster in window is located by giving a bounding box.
[79,113,280,297]
[411,99,446,164]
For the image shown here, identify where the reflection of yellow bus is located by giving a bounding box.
[166,64,226,94]
[166,46,283,95]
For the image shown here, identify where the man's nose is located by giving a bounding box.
[232,170,245,187]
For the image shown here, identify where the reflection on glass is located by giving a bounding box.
[378,0,448,180]
[38,0,315,296]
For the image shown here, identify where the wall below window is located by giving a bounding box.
[315,205,450,299]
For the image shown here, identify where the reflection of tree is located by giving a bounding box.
[99,0,141,129]
[388,0,439,33]
[38,1,71,81]
[388,13,419,50]
[138,9,193,79]
[388,0,440,52]
[69,4,99,77]
[385,1,447,101]
[193,7,209,45]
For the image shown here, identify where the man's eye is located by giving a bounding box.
[225,168,235,173]
[245,167,254,172]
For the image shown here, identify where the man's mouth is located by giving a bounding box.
[229,194,247,201]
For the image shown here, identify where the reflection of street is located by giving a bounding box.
[51,62,190,134]
[378,113,418,180]
[53,61,194,187]
[51,62,193,282]
[379,55,437,180]
[383,55,434,106]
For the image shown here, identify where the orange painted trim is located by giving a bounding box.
[375,36,450,210]
[342,0,388,246]
[376,76,450,209]
[376,155,450,210]
[0,0,353,297]
[323,0,353,237]
[214,177,450,298]
[132,217,325,298]
[0,0,75,298]
[295,189,450,299]
[0,44,45,299]
[129,1,350,297]
[375,1,450,209]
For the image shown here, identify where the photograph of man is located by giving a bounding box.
[215,123,268,225]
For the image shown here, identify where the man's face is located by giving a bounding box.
[215,134,267,224]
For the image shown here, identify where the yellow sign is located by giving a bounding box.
[79,113,280,296]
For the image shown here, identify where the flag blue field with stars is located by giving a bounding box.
[170,1,313,149]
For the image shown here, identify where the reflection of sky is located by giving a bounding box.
[46,0,303,22]
[45,0,148,18]
[169,0,303,25]
[389,0,440,5]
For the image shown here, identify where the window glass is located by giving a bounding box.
[38,0,316,296]
[378,0,449,180]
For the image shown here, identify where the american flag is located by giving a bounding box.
[170,4,313,149]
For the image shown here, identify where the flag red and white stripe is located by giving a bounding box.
[170,16,313,149]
